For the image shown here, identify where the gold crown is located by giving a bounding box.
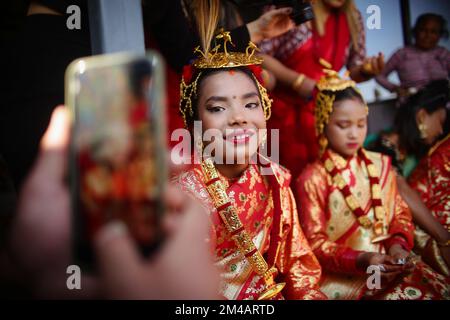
[193,30,263,69]
[316,59,356,92]
[314,59,366,156]
[180,30,271,128]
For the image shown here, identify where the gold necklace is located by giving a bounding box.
[323,149,391,243]
[200,158,285,300]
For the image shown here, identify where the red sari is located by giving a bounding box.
[409,133,450,276]
[175,161,326,300]
[267,11,364,179]
[296,149,450,299]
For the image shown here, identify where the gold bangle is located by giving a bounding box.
[292,73,305,92]
[437,239,450,247]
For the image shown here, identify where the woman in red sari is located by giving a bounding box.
[369,79,450,276]
[259,0,384,178]
[173,27,325,300]
[296,70,449,299]
[409,133,450,276]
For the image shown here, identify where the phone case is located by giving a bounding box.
[65,51,167,269]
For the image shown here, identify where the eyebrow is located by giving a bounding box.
[204,92,259,104]
[335,118,367,123]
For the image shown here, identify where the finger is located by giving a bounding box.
[373,57,382,73]
[163,185,190,235]
[155,199,219,299]
[381,264,404,273]
[374,53,384,73]
[273,7,292,16]
[94,221,143,296]
[33,105,71,182]
[383,255,399,265]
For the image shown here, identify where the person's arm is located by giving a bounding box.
[296,166,365,275]
[260,53,316,98]
[383,172,415,254]
[346,9,385,83]
[396,175,450,244]
[375,50,403,93]
[296,166,408,285]
[246,7,294,44]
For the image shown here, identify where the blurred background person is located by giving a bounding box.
[258,0,385,179]
[376,13,450,102]
[296,71,449,300]
[369,79,450,276]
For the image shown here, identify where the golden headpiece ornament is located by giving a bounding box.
[315,59,367,155]
[179,30,272,128]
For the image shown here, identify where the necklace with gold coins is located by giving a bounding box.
[200,157,285,300]
[322,148,391,243]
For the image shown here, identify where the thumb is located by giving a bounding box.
[33,105,70,183]
[271,7,292,17]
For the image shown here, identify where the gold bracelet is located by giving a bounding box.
[292,73,305,92]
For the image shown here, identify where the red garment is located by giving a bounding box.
[409,134,450,230]
[175,161,326,300]
[268,12,352,179]
[296,149,450,300]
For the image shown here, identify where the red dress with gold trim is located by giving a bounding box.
[409,134,450,230]
[409,134,450,276]
[296,149,450,299]
[175,161,326,300]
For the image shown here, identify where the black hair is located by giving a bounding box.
[129,59,152,99]
[331,86,365,105]
[185,67,260,128]
[394,79,449,158]
[412,13,449,40]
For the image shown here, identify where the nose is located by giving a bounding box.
[229,106,247,126]
[348,126,358,139]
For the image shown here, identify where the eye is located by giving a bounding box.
[357,121,367,128]
[206,105,225,113]
[245,102,260,109]
[337,123,350,129]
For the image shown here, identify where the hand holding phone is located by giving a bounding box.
[65,52,167,268]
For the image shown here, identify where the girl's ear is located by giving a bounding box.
[415,108,427,126]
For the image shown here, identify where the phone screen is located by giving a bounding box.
[66,52,167,267]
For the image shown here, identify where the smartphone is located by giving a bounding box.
[65,51,167,269]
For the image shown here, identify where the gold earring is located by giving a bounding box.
[319,135,328,157]
[418,123,428,139]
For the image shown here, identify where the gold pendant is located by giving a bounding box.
[257,282,286,300]
[367,164,378,177]
[374,206,385,220]
[373,220,384,236]
[358,216,372,228]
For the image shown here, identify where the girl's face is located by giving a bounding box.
[417,107,447,145]
[415,19,441,50]
[196,70,266,164]
[325,98,368,158]
[323,0,347,9]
